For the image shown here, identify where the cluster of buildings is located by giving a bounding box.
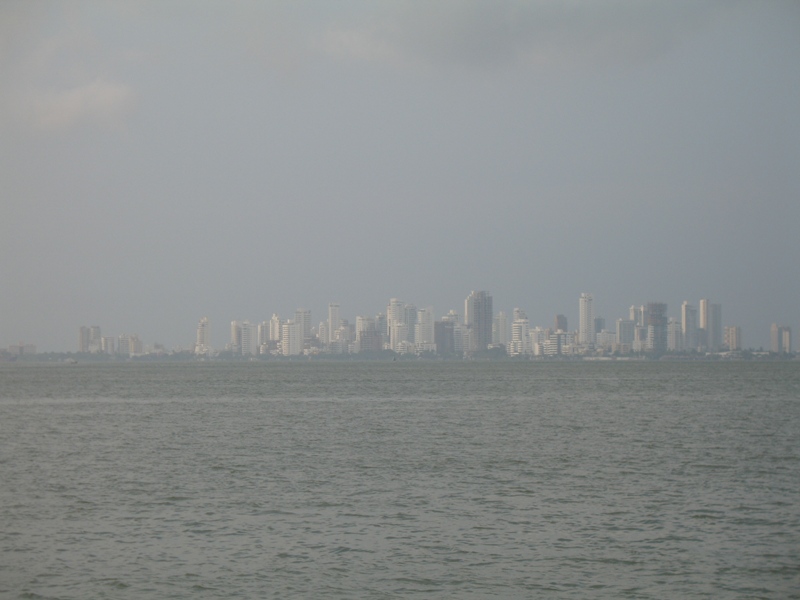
[76,325,165,357]
[206,291,494,358]
[188,291,792,359]
[53,292,791,360]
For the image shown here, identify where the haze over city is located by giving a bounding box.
[2,1,799,352]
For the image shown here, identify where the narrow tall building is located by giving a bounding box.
[195,317,211,355]
[230,321,242,354]
[645,302,668,354]
[578,293,595,347]
[415,307,436,353]
[464,290,493,352]
[771,324,792,354]
[294,308,311,346]
[493,311,508,346]
[328,303,340,345]
[681,301,698,351]
[699,300,723,351]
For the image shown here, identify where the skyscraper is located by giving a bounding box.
[269,314,282,342]
[645,302,668,354]
[240,321,256,356]
[616,319,635,346]
[493,311,508,346]
[667,319,683,351]
[355,316,381,353]
[578,293,595,347]
[464,290,493,352]
[79,326,90,353]
[328,303,340,345]
[771,324,792,353]
[698,299,721,350]
[195,317,210,355]
[281,320,303,356]
[724,326,742,351]
[386,298,409,350]
[554,314,567,332]
[681,301,697,350]
[415,307,436,353]
[230,321,242,354]
[295,308,311,346]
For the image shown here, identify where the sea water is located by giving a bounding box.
[1,361,798,598]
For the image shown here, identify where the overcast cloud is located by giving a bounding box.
[2,0,799,351]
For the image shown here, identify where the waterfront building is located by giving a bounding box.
[667,318,683,352]
[195,317,211,355]
[434,320,456,356]
[771,324,792,354]
[681,302,698,350]
[645,303,668,354]
[554,314,567,332]
[281,320,303,356]
[257,321,269,347]
[328,303,340,344]
[616,319,635,346]
[596,330,617,351]
[698,299,722,351]
[578,293,595,347]
[269,314,282,342]
[464,290,493,352]
[101,336,115,355]
[79,326,89,353]
[355,316,381,353]
[415,307,436,353]
[594,317,605,334]
[240,321,256,356]
[509,317,531,357]
[724,326,742,351]
[404,304,418,344]
[630,305,645,327]
[493,311,508,346]
[294,309,311,346]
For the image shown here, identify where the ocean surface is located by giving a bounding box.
[1,361,798,599]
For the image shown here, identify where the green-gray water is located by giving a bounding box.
[1,361,798,598]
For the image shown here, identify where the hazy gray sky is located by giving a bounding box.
[2,1,799,351]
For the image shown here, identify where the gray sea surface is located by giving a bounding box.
[1,361,799,599]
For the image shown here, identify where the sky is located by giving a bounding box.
[2,0,799,352]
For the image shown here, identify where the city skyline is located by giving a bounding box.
[2,3,799,353]
[30,289,795,357]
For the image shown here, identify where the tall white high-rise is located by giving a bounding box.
[579,293,595,347]
[667,319,683,351]
[328,303,340,344]
[386,298,404,335]
[240,321,256,356]
[269,314,282,342]
[281,320,303,356]
[509,316,530,356]
[415,307,436,352]
[724,326,742,351]
[386,298,415,350]
[195,317,211,355]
